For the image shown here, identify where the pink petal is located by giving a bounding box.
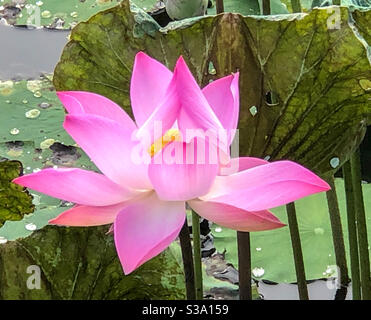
[113,192,185,274]
[202,73,240,144]
[188,199,285,232]
[64,114,151,190]
[13,168,135,206]
[201,160,331,211]
[49,202,128,226]
[57,91,137,131]
[219,156,269,176]
[130,52,173,127]
[135,71,180,145]
[148,138,219,201]
[174,57,224,138]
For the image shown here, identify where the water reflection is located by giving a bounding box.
[258,280,353,300]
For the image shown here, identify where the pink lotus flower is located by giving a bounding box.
[13,52,330,274]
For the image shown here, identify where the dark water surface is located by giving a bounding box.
[0,25,69,80]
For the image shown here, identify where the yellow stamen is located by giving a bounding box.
[148,128,182,157]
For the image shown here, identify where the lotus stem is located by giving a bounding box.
[192,210,203,300]
[262,0,271,14]
[342,160,361,300]
[216,0,224,13]
[286,202,309,300]
[350,149,371,300]
[290,0,302,12]
[326,175,350,300]
[179,219,196,300]
[237,231,252,300]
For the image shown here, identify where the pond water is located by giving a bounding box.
[0,25,69,80]
[257,280,352,300]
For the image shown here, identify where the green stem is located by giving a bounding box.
[333,0,341,5]
[350,149,371,300]
[192,210,203,300]
[342,160,361,300]
[286,202,309,300]
[262,0,271,14]
[179,220,196,300]
[326,176,350,299]
[290,0,302,12]
[215,0,224,13]
[237,231,252,300]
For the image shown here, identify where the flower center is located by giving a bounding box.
[148,128,182,157]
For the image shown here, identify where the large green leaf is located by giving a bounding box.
[0,76,73,146]
[282,0,371,12]
[212,178,371,283]
[352,8,371,45]
[0,0,125,29]
[0,228,185,299]
[341,0,371,9]
[0,0,288,29]
[1,0,368,29]
[54,2,371,175]
[0,160,34,228]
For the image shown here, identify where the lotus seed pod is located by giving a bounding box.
[165,0,209,20]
